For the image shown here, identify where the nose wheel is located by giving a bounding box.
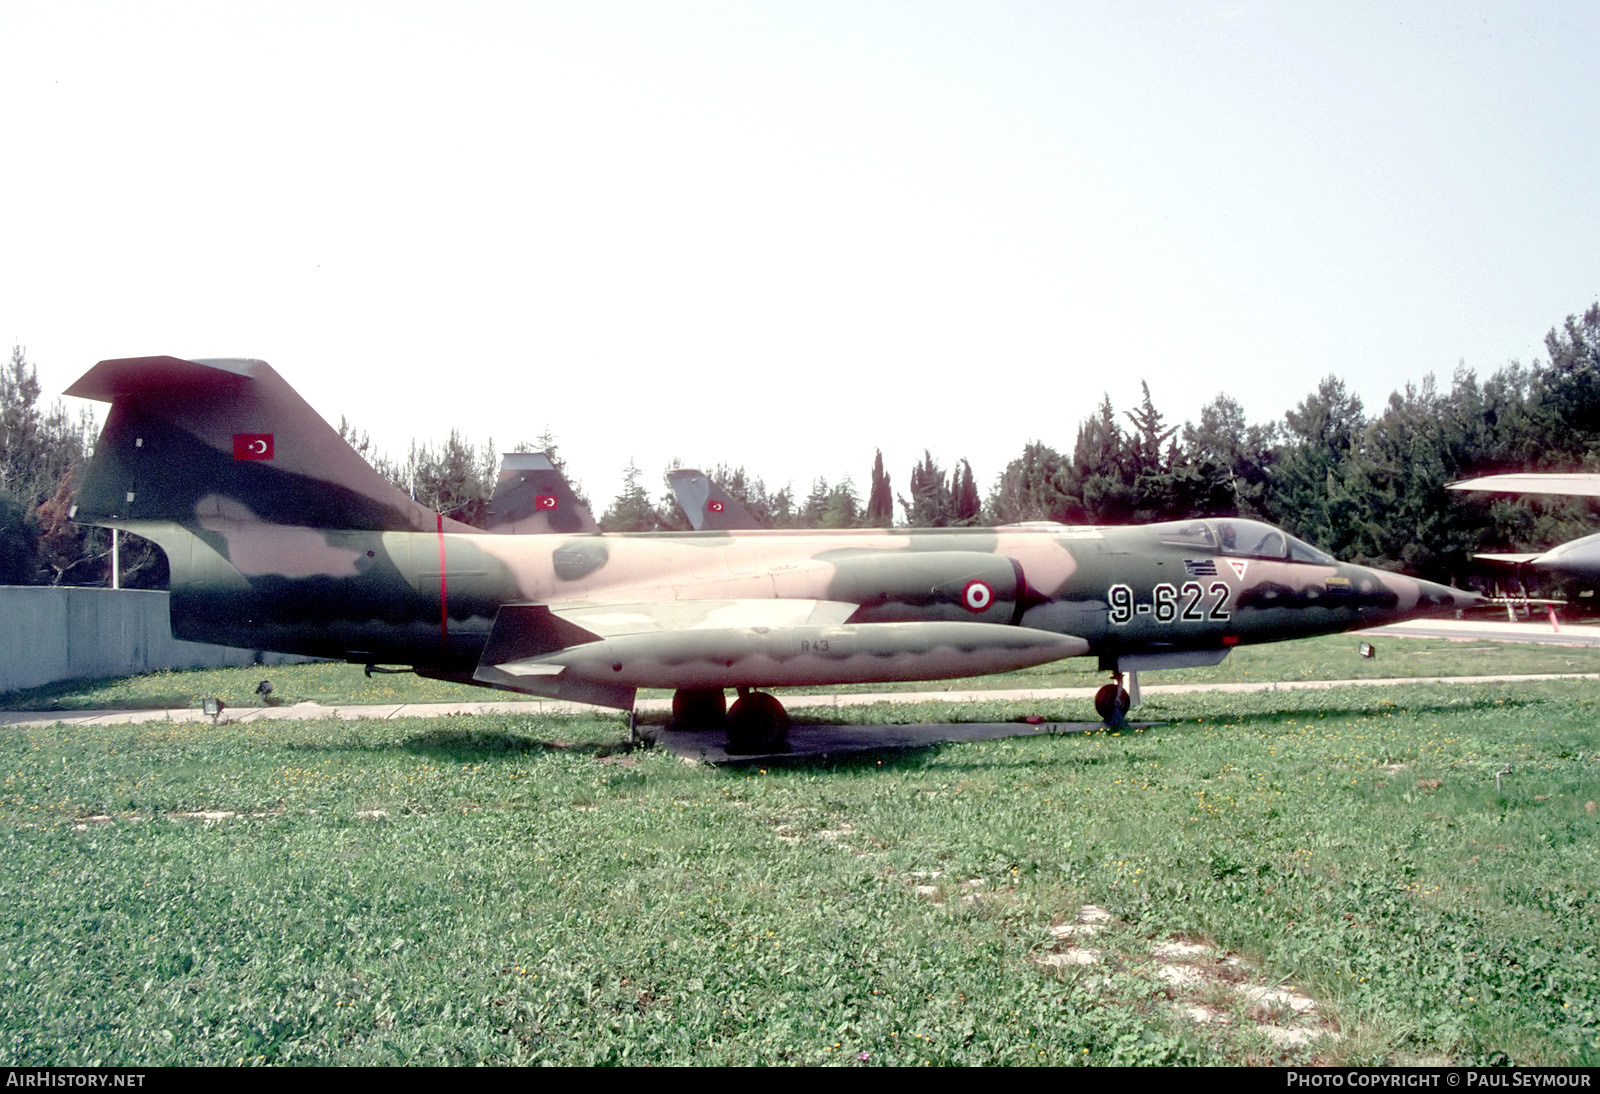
[1094,675,1131,725]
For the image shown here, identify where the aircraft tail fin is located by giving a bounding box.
[666,468,763,531]
[485,452,599,534]
[67,355,467,533]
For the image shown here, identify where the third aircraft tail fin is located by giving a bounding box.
[485,452,600,534]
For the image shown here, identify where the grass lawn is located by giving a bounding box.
[2,652,1597,1064]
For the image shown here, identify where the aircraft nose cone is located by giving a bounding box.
[1411,576,1481,614]
[1362,566,1480,618]
[1535,532,1600,582]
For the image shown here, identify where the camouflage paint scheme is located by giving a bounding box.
[68,357,1476,720]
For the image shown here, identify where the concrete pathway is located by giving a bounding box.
[3,670,1596,731]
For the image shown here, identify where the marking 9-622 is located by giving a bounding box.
[1107,581,1231,625]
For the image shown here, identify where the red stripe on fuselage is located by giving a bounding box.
[436,512,449,648]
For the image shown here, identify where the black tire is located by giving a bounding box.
[1094,683,1130,725]
[726,691,791,753]
[671,688,727,730]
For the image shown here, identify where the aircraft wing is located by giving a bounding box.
[486,452,600,534]
[1472,552,1545,565]
[666,469,764,531]
[1448,473,1600,497]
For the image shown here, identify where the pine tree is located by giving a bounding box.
[951,459,980,525]
[867,450,893,527]
[988,441,1070,523]
[600,459,663,532]
[898,451,951,526]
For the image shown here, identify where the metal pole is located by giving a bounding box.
[111,528,119,590]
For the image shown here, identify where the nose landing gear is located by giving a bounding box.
[1093,671,1131,725]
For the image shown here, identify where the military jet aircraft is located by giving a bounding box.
[67,355,1477,751]
[1448,474,1600,584]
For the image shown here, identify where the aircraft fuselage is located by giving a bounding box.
[119,516,1466,701]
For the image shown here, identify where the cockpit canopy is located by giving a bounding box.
[1156,518,1336,564]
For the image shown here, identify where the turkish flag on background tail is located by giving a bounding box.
[233,434,274,460]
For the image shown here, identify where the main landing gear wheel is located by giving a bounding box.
[726,689,791,754]
[1094,683,1131,725]
[671,687,728,730]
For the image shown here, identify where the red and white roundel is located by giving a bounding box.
[962,580,994,612]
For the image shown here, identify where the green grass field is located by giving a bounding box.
[3,650,1598,1064]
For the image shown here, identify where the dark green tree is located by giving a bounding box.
[533,427,592,511]
[0,345,124,585]
[1180,394,1275,518]
[951,459,980,525]
[1268,376,1366,554]
[1537,303,1600,461]
[798,476,833,528]
[819,478,862,529]
[600,459,663,532]
[1123,381,1176,481]
[0,494,37,584]
[898,451,951,527]
[1062,395,1135,523]
[988,441,1071,523]
[709,464,793,528]
[867,450,893,527]
[405,430,498,527]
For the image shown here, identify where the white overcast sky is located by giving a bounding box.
[4,1,1597,510]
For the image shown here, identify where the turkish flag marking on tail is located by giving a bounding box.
[708,500,725,512]
[233,434,274,460]
[536,494,559,510]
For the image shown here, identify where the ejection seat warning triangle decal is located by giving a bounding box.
[1227,559,1248,580]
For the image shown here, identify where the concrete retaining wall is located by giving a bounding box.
[0,586,308,694]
